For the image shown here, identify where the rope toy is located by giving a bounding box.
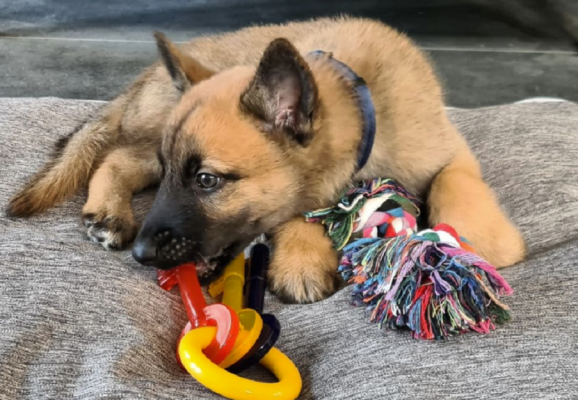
[305,178,513,340]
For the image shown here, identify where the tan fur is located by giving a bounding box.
[428,149,526,268]
[7,16,526,303]
[7,116,115,217]
[82,146,162,250]
[269,217,341,303]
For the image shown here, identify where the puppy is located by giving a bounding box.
[7,16,525,303]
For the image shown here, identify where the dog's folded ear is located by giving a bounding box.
[154,31,214,92]
[240,38,318,146]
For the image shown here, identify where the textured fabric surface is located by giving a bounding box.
[0,98,577,400]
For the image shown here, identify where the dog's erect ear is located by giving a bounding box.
[154,31,214,92]
[240,38,318,146]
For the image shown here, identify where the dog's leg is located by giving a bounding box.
[268,216,341,304]
[428,150,526,268]
[82,146,162,250]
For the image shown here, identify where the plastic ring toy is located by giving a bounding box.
[219,309,264,368]
[208,254,266,369]
[228,244,281,373]
[158,264,239,365]
[227,313,281,373]
[179,326,302,400]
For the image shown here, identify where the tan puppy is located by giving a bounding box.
[7,16,525,303]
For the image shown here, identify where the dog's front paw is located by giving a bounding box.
[269,259,341,304]
[82,211,138,251]
[269,217,342,304]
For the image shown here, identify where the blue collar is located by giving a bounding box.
[308,50,376,172]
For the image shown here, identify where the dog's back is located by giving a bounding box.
[8,16,445,218]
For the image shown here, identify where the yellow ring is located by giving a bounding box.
[219,309,263,369]
[179,327,302,400]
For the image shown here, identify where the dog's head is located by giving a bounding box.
[132,33,338,280]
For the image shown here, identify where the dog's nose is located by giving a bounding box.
[132,236,159,265]
[132,228,196,268]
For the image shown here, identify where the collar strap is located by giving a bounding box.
[308,50,376,172]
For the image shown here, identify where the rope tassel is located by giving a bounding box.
[305,178,513,340]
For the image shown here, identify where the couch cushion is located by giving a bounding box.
[1,98,577,399]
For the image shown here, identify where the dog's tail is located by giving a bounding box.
[6,110,119,217]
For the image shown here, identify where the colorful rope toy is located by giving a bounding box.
[305,178,514,340]
[159,245,301,400]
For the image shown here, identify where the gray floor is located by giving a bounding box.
[1,0,577,107]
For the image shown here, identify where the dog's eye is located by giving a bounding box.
[196,173,221,190]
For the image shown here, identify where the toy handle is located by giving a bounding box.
[245,244,270,314]
[221,254,246,313]
[175,263,208,327]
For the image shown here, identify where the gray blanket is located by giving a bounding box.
[1,98,577,400]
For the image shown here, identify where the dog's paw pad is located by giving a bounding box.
[82,213,137,251]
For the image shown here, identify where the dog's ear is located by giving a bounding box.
[240,38,318,146]
[154,31,214,92]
